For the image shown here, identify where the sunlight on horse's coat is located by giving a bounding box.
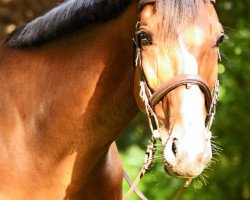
[0,0,223,198]
[184,26,206,47]
[178,35,199,74]
[58,151,78,188]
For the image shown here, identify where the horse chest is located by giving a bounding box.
[0,66,133,199]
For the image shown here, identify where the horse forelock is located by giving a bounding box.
[156,0,211,47]
[4,0,132,48]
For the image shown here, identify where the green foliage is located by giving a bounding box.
[118,1,250,199]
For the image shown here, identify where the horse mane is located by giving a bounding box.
[4,0,132,48]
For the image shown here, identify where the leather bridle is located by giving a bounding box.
[133,0,219,138]
[123,0,220,199]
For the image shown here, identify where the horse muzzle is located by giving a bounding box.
[162,130,212,178]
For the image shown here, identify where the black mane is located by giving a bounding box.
[5,0,132,48]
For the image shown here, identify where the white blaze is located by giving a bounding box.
[179,35,199,74]
[163,35,207,163]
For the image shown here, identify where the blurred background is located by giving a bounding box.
[0,0,249,199]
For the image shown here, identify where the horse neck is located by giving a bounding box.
[62,2,139,143]
[1,1,138,153]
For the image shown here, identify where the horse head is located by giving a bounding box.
[134,0,224,178]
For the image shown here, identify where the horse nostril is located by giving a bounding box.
[172,138,178,157]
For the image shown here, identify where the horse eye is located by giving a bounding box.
[216,34,225,46]
[140,32,152,46]
[210,0,216,5]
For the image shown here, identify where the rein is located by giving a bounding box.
[123,0,219,199]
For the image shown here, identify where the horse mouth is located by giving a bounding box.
[163,161,199,179]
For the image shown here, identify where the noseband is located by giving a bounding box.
[123,0,220,199]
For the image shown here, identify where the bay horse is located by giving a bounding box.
[0,0,224,199]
